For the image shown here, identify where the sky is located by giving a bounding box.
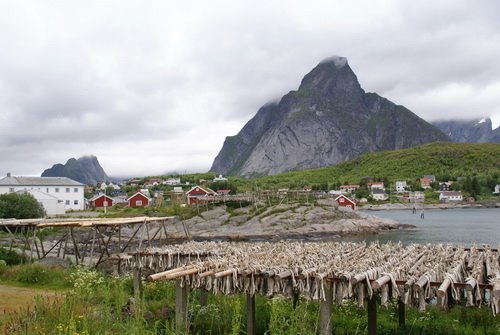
[1,1,500,178]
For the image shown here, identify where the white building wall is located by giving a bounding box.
[0,185,85,211]
[26,190,66,215]
[395,181,407,193]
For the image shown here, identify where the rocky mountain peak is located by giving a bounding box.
[41,155,109,185]
[211,56,448,177]
[298,56,363,100]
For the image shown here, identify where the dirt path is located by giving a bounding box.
[0,284,59,315]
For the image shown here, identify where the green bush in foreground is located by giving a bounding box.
[0,247,25,265]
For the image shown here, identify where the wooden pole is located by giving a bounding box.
[175,279,189,334]
[246,294,256,335]
[398,299,405,328]
[161,221,169,245]
[89,228,96,265]
[120,223,143,252]
[42,233,68,258]
[367,296,377,335]
[70,227,80,265]
[319,281,333,335]
[200,288,208,306]
[133,266,143,299]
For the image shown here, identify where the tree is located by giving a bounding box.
[355,185,370,200]
[471,177,481,197]
[0,193,45,219]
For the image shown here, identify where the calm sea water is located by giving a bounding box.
[344,208,500,246]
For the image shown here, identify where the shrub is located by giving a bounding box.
[0,192,46,219]
[69,266,105,296]
[0,246,25,265]
[12,264,50,284]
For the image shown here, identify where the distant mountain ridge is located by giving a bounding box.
[432,118,500,143]
[211,56,448,177]
[41,155,108,185]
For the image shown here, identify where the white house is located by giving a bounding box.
[164,178,181,186]
[99,182,120,191]
[16,189,66,215]
[0,173,85,212]
[213,174,228,182]
[439,191,463,202]
[340,184,360,193]
[395,181,407,193]
[371,189,388,201]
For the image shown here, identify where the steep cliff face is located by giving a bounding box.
[211,56,448,176]
[41,155,108,185]
[432,118,500,143]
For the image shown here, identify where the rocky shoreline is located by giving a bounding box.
[166,199,409,241]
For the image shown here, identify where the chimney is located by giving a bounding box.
[7,172,11,177]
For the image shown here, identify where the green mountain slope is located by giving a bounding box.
[234,142,500,189]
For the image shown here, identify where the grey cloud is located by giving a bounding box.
[1,0,500,177]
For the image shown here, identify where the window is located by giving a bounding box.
[136,200,142,206]
[9,188,14,192]
[74,200,79,205]
[65,200,70,205]
[74,188,78,192]
[55,188,59,193]
[66,188,70,193]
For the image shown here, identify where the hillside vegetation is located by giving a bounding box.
[232,142,500,190]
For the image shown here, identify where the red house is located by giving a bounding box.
[186,186,217,205]
[334,195,356,210]
[89,194,113,208]
[127,192,151,207]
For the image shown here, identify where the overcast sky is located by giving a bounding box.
[1,1,499,178]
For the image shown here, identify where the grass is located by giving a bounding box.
[0,262,498,334]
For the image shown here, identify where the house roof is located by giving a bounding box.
[340,184,360,188]
[0,175,84,187]
[89,194,114,202]
[126,191,151,201]
[334,195,355,203]
[185,186,217,196]
[15,189,59,200]
[371,189,386,194]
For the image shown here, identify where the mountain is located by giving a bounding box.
[432,118,500,143]
[211,56,448,177]
[41,155,108,185]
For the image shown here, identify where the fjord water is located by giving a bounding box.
[352,208,500,246]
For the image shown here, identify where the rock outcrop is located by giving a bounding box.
[211,56,448,176]
[167,201,403,240]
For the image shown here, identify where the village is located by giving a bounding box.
[1,172,499,217]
